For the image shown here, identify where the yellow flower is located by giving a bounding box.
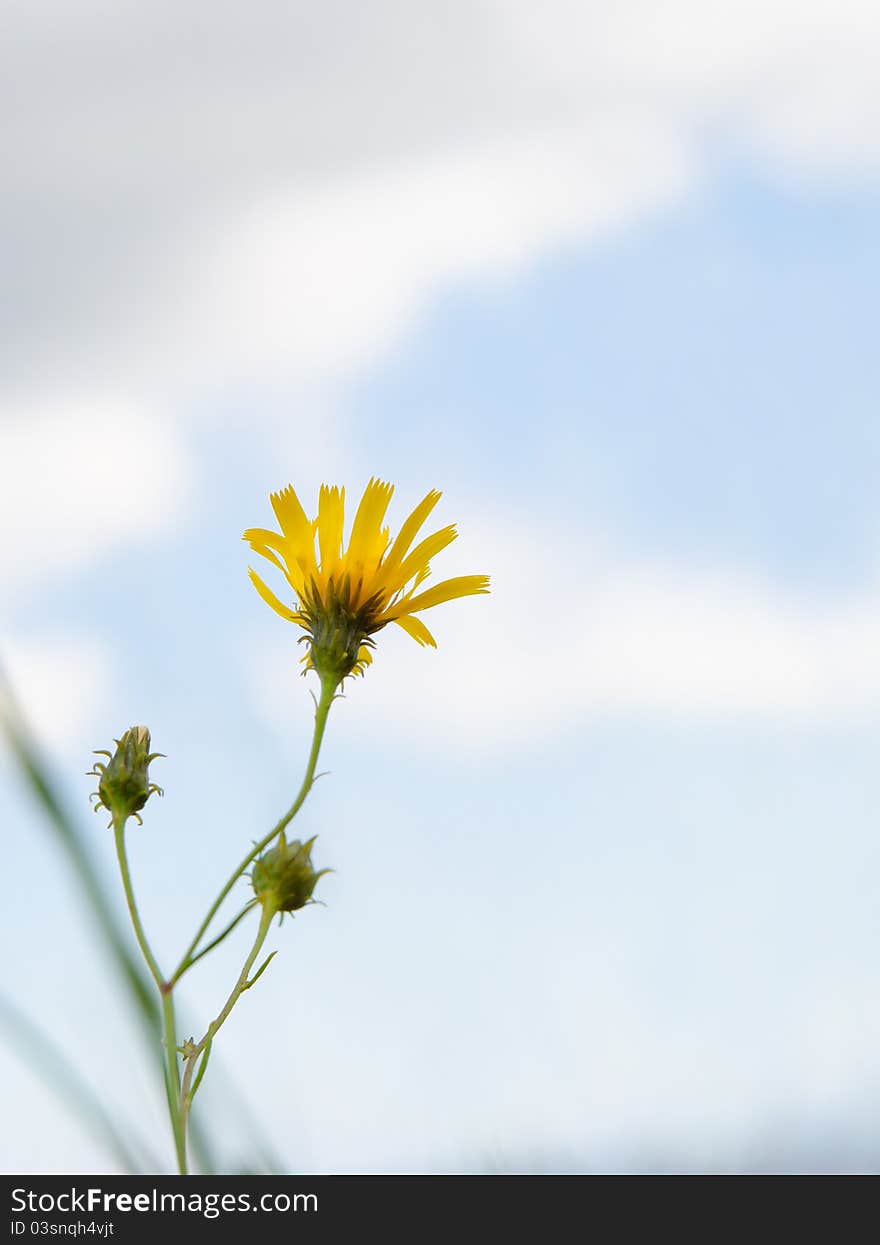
[244,478,490,683]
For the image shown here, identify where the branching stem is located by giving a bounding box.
[111,674,338,1175]
[179,905,275,1157]
[170,675,337,984]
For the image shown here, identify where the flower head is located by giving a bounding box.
[251,835,330,916]
[88,725,163,826]
[244,479,489,683]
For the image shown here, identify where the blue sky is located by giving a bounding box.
[352,169,880,583]
[2,2,880,1174]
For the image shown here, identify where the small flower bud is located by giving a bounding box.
[88,725,163,826]
[251,835,329,915]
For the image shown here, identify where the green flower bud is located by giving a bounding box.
[251,835,330,915]
[88,725,163,826]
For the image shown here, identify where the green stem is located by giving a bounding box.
[112,817,187,1175]
[179,905,275,1160]
[190,1038,212,1100]
[112,818,164,993]
[161,993,187,1176]
[167,902,258,989]
[171,675,337,983]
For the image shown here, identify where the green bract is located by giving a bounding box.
[89,726,163,826]
[251,835,330,915]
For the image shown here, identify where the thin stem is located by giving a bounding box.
[112,817,165,994]
[167,901,259,989]
[190,1039,212,1100]
[161,993,187,1176]
[113,817,187,1174]
[179,905,275,1160]
[171,675,337,982]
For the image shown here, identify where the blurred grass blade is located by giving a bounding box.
[0,666,218,1174]
[0,992,154,1173]
[0,672,157,1027]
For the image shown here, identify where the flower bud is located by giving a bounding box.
[251,835,329,915]
[89,725,163,825]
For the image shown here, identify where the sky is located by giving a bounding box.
[2,1,880,1174]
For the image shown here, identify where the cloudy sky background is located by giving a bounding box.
[3,1,880,1172]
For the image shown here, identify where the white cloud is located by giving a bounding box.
[500,1,880,173]
[0,634,113,750]
[0,400,192,595]
[248,511,880,749]
[2,1,879,400]
[2,2,877,593]
[118,125,691,392]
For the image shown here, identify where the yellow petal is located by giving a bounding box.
[243,527,287,567]
[243,526,287,550]
[242,528,305,595]
[271,485,311,546]
[346,477,394,567]
[317,485,345,582]
[264,487,317,588]
[393,614,437,647]
[248,568,302,623]
[385,574,490,619]
[378,488,441,576]
[383,525,458,595]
